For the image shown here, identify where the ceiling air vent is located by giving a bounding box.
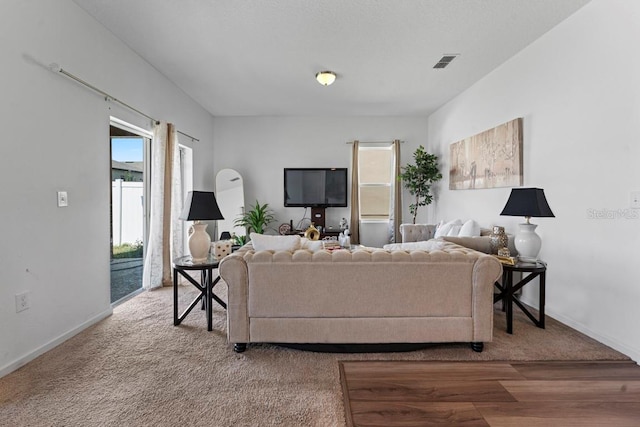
[433,54,459,69]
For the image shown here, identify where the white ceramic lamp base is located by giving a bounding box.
[514,222,542,262]
[188,222,211,263]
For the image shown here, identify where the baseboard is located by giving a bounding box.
[520,295,640,364]
[0,307,113,378]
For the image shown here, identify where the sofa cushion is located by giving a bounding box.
[442,235,517,255]
[383,240,445,252]
[250,233,301,252]
[442,236,492,254]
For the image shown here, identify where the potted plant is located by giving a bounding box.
[232,233,247,247]
[398,145,443,224]
[234,200,276,235]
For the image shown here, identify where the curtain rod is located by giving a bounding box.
[48,63,200,142]
[346,140,404,144]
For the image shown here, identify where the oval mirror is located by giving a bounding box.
[215,169,246,240]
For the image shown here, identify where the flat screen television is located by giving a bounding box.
[284,168,348,207]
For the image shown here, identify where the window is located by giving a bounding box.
[358,145,394,220]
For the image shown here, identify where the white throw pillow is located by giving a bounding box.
[383,240,445,251]
[250,233,301,252]
[458,219,481,237]
[447,224,462,236]
[300,237,324,252]
[434,219,462,239]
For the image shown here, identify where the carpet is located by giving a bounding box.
[0,283,628,427]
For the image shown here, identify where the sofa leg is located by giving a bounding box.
[234,343,247,353]
[471,342,484,352]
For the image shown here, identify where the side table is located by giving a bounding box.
[493,261,546,334]
[173,255,227,331]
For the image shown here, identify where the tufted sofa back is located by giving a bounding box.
[399,224,437,242]
[235,242,486,264]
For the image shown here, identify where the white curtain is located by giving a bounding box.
[171,147,185,266]
[388,139,402,243]
[143,122,183,290]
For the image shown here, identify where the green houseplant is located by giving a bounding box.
[234,200,276,235]
[398,145,443,224]
[232,234,247,247]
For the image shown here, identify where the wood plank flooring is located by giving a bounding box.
[340,360,640,426]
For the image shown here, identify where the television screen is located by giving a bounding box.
[284,168,348,207]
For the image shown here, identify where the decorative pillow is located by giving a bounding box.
[458,219,481,237]
[383,240,445,252]
[433,220,446,238]
[434,219,462,239]
[300,237,324,252]
[250,233,301,252]
[213,240,233,260]
[442,236,491,254]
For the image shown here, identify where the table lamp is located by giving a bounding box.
[500,188,554,262]
[179,191,224,263]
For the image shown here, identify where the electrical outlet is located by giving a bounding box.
[57,191,68,207]
[15,291,30,313]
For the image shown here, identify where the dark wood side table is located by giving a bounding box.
[493,261,546,334]
[173,255,226,331]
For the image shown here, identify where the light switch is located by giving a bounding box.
[631,191,640,209]
[57,191,68,207]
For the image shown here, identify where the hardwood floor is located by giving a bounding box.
[340,360,640,426]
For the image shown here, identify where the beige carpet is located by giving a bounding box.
[0,283,628,427]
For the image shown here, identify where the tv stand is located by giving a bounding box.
[288,206,342,239]
[289,229,341,240]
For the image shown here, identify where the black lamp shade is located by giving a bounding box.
[179,191,224,221]
[500,188,555,218]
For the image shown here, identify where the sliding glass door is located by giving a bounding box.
[109,119,151,304]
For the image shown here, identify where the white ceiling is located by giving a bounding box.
[73,0,590,117]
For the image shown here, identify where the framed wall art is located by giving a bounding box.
[449,118,523,190]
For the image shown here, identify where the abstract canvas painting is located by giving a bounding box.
[449,118,523,190]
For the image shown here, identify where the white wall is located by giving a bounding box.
[427,0,640,361]
[212,116,429,234]
[0,0,215,376]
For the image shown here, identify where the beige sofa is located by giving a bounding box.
[218,241,502,353]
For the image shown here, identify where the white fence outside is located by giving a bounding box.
[112,179,144,246]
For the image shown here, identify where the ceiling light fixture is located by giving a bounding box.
[315,71,336,86]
